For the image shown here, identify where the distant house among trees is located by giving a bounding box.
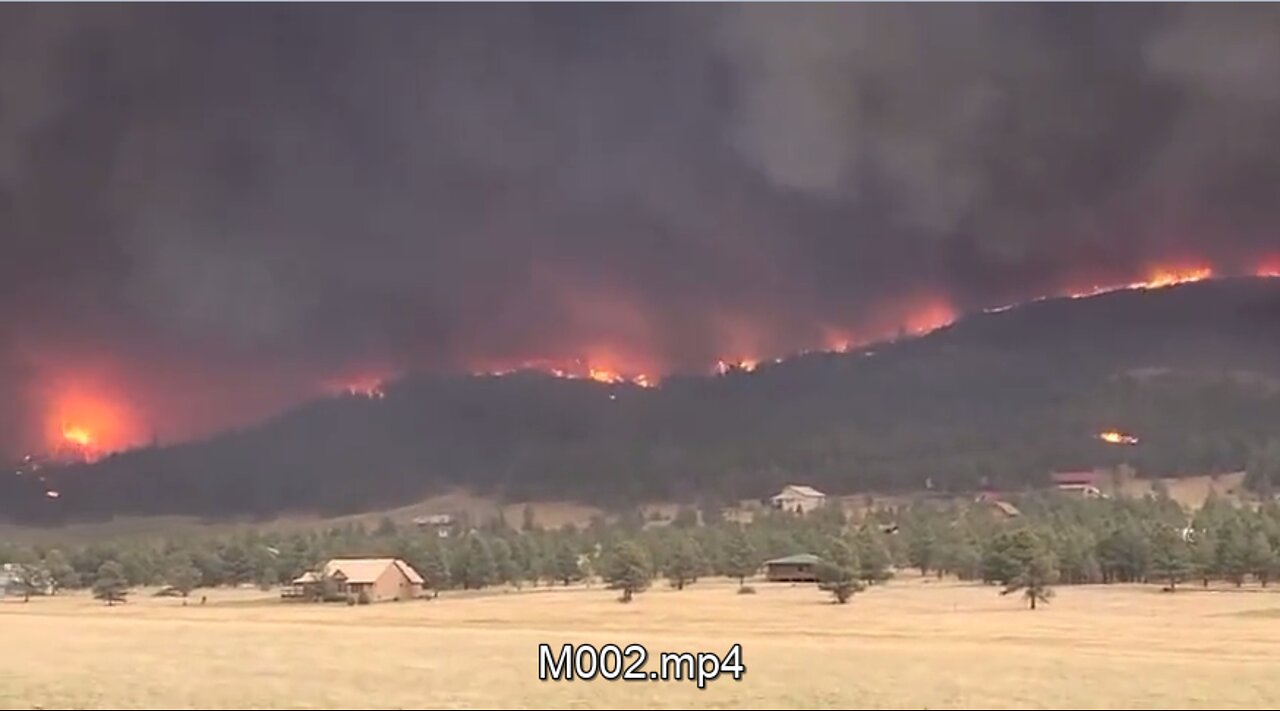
[769,485,827,514]
[763,553,822,582]
[1051,471,1106,498]
[412,513,456,538]
[287,558,425,603]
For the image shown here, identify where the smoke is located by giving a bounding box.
[2,5,1280,453]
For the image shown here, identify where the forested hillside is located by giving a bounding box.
[8,278,1280,524]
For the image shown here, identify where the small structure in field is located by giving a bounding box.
[286,558,425,603]
[763,553,823,583]
[769,485,827,514]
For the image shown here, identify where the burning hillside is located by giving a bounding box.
[11,263,1280,462]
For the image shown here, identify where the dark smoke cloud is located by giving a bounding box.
[2,4,1280,452]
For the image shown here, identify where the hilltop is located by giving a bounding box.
[7,277,1280,524]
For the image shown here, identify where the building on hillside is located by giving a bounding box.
[763,553,823,583]
[1051,471,1105,498]
[286,558,425,603]
[769,485,827,514]
[412,513,456,538]
[973,491,1021,518]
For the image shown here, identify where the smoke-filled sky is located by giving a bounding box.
[3,4,1280,454]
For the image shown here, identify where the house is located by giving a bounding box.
[769,485,827,514]
[413,513,456,538]
[286,558,426,603]
[1051,471,1105,498]
[973,492,1021,518]
[763,553,823,583]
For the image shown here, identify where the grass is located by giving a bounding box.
[3,576,1280,709]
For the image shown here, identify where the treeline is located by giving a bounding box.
[7,491,1280,607]
[9,280,1280,524]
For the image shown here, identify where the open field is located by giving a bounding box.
[4,577,1280,709]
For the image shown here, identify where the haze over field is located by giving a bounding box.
[3,5,1280,460]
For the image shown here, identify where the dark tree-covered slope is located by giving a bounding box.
[9,278,1280,524]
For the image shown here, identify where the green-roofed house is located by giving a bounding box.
[763,553,823,583]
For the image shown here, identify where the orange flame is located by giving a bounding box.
[1099,430,1139,446]
[42,382,140,461]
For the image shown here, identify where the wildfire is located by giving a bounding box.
[40,381,140,461]
[61,425,94,448]
[1098,430,1139,446]
[474,358,656,388]
[324,372,391,399]
[715,359,759,375]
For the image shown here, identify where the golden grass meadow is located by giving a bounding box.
[4,576,1280,710]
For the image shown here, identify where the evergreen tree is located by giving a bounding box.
[418,538,451,593]
[521,504,537,532]
[490,537,519,587]
[817,538,864,604]
[906,524,937,576]
[1190,530,1217,587]
[11,563,49,602]
[43,549,80,593]
[602,540,653,603]
[940,538,983,581]
[997,531,1057,610]
[166,559,202,598]
[723,526,759,588]
[853,526,893,583]
[665,533,706,590]
[552,539,583,586]
[1150,524,1192,591]
[1246,529,1276,587]
[92,561,130,606]
[454,534,496,590]
[1217,523,1251,587]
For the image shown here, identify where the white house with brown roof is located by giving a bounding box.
[769,484,828,514]
[289,558,425,603]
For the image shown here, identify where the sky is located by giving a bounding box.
[2,4,1280,455]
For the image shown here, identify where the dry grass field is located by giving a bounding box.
[4,576,1280,710]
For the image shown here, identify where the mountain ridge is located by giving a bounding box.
[7,277,1280,524]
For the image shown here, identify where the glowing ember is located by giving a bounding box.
[45,489,61,499]
[1098,430,1139,446]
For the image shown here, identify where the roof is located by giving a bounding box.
[773,485,826,499]
[292,571,319,584]
[764,553,823,566]
[992,501,1022,517]
[324,558,424,585]
[1051,471,1101,485]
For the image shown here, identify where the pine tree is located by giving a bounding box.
[1150,524,1192,591]
[11,563,49,602]
[906,524,937,576]
[454,534,496,590]
[93,561,130,606]
[552,539,583,586]
[854,526,893,583]
[603,540,653,603]
[521,504,538,532]
[1190,530,1217,587]
[418,538,451,593]
[665,534,706,590]
[490,537,519,588]
[817,538,864,604]
[166,560,202,598]
[723,526,759,588]
[43,549,80,593]
[1246,529,1276,587]
[997,531,1057,610]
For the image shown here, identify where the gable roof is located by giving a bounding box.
[774,485,826,499]
[324,558,424,585]
[764,553,823,566]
